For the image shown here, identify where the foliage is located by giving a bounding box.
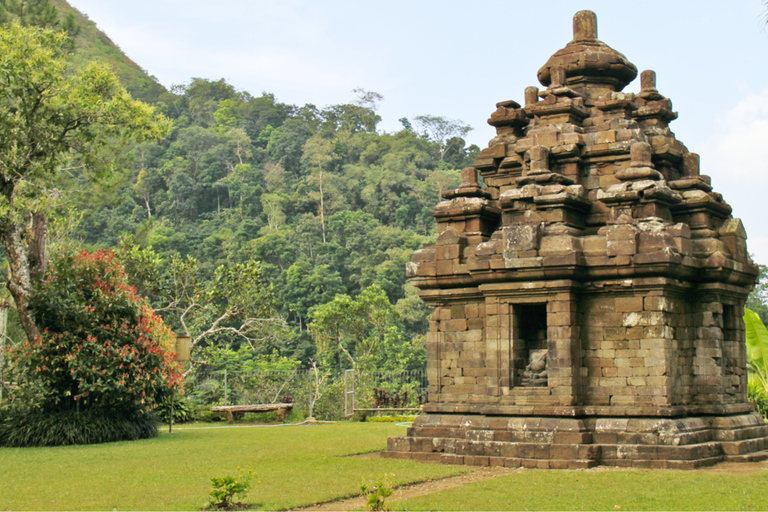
[0,407,156,447]
[360,474,394,511]
[0,23,169,215]
[117,236,288,354]
[208,466,255,510]
[156,394,196,424]
[748,380,768,419]
[414,114,472,162]
[5,249,181,433]
[745,308,768,394]
[747,263,768,325]
[49,0,168,103]
[372,388,411,409]
[309,285,404,371]
[309,376,345,421]
[365,414,418,423]
[0,21,169,350]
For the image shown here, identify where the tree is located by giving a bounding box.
[309,285,400,370]
[414,115,472,161]
[747,262,768,325]
[117,237,288,357]
[0,24,169,345]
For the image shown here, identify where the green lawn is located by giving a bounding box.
[7,422,768,511]
[0,422,462,511]
[393,468,768,511]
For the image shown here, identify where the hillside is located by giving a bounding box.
[51,0,167,103]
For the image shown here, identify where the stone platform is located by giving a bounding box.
[386,413,768,469]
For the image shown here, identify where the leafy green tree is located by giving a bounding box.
[414,115,472,161]
[319,89,382,136]
[0,0,56,27]
[267,107,320,179]
[0,23,169,344]
[117,237,288,355]
[747,262,768,325]
[309,285,400,370]
[283,256,344,326]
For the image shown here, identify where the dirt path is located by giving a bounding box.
[295,465,519,511]
[293,456,768,511]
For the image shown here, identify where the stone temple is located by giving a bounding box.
[385,10,768,469]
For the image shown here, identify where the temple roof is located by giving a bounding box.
[537,10,637,95]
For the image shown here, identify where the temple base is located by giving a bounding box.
[384,412,768,469]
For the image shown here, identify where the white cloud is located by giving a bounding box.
[695,88,768,265]
[698,88,768,185]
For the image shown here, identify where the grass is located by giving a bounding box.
[393,468,768,511]
[0,422,462,511]
[7,421,768,511]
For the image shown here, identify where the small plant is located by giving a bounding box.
[360,474,394,511]
[207,466,255,510]
[372,388,408,408]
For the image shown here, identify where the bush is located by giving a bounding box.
[311,377,344,421]
[0,407,157,447]
[156,395,196,424]
[748,380,768,419]
[207,466,256,510]
[2,249,181,446]
[365,414,418,423]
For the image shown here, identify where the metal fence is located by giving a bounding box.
[186,367,426,420]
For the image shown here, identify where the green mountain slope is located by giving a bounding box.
[51,0,167,103]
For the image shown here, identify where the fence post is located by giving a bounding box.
[344,369,355,417]
[308,370,313,418]
[224,369,228,405]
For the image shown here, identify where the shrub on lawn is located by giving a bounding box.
[0,249,181,446]
[156,395,197,424]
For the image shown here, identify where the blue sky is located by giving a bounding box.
[68,0,768,267]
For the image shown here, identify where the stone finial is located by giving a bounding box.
[441,167,489,199]
[641,70,657,93]
[615,141,663,181]
[639,69,665,100]
[460,167,480,188]
[525,86,539,107]
[528,146,550,174]
[630,142,654,169]
[683,153,700,177]
[573,10,597,41]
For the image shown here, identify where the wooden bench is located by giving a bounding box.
[212,403,294,422]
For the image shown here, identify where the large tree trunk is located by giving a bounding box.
[0,220,40,343]
[28,212,48,283]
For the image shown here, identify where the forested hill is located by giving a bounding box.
[75,79,480,361]
[3,0,481,366]
[51,0,167,102]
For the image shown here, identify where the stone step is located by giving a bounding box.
[388,433,768,469]
[720,437,768,456]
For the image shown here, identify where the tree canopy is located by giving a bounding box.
[0,22,169,343]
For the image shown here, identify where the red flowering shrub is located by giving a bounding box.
[1,249,181,445]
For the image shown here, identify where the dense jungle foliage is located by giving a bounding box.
[0,0,481,382]
[75,79,479,367]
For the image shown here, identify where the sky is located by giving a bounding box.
[67,0,768,266]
